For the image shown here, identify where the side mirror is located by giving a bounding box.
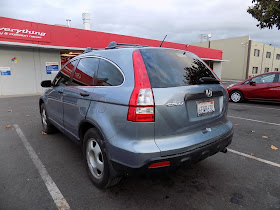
[249,81,256,86]
[41,80,52,87]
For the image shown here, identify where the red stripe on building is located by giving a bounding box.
[0,16,222,60]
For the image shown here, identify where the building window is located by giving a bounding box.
[275,68,279,72]
[266,52,271,58]
[264,67,269,73]
[276,54,280,60]
[252,67,258,74]
[254,49,260,57]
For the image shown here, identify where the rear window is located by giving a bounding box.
[140,48,217,88]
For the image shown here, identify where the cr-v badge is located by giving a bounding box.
[166,102,184,107]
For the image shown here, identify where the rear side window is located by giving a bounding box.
[96,59,123,86]
[72,58,99,86]
[140,49,217,88]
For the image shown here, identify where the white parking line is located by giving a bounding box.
[14,124,70,210]
[230,103,280,111]
[228,116,280,126]
[228,149,280,168]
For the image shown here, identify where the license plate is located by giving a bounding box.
[197,101,215,116]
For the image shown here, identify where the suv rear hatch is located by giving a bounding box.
[140,48,229,156]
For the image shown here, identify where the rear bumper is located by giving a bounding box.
[111,129,233,176]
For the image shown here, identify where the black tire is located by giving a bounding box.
[40,103,56,133]
[83,128,121,189]
[230,90,244,103]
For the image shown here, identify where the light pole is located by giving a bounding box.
[199,33,212,48]
[208,34,212,48]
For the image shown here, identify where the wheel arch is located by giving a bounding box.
[79,119,106,145]
[230,89,244,97]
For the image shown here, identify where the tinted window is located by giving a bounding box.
[140,49,216,88]
[72,58,99,86]
[96,59,123,86]
[252,74,276,84]
[53,60,78,86]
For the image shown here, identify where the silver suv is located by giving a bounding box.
[40,42,233,189]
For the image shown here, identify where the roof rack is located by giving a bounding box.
[105,41,149,49]
[82,47,102,54]
[82,42,150,54]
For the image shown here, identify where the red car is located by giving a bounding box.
[227,72,280,103]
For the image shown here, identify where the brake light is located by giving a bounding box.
[127,50,155,122]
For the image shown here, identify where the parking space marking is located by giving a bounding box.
[228,116,280,126]
[229,103,280,111]
[228,149,280,168]
[14,124,70,210]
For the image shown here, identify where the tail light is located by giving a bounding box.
[127,50,155,122]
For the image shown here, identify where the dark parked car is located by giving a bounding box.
[40,42,233,189]
[227,72,280,103]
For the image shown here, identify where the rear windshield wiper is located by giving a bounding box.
[199,77,220,84]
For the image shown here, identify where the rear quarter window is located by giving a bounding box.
[96,59,124,86]
[140,49,216,88]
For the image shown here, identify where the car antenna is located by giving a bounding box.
[159,35,167,47]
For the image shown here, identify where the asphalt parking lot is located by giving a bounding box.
[0,94,279,209]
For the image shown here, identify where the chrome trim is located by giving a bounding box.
[166,102,184,107]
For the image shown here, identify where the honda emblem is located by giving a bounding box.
[205,89,212,97]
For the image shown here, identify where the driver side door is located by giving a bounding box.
[245,73,277,100]
[46,60,78,130]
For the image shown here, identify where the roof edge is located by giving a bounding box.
[0,40,86,51]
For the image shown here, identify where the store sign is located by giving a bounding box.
[0,27,50,42]
[0,67,11,76]
[46,62,59,74]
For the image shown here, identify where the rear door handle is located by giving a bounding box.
[58,90,63,94]
[80,92,90,97]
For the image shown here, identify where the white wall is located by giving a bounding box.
[213,62,222,79]
[192,36,250,80]
[0,46,60,95]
